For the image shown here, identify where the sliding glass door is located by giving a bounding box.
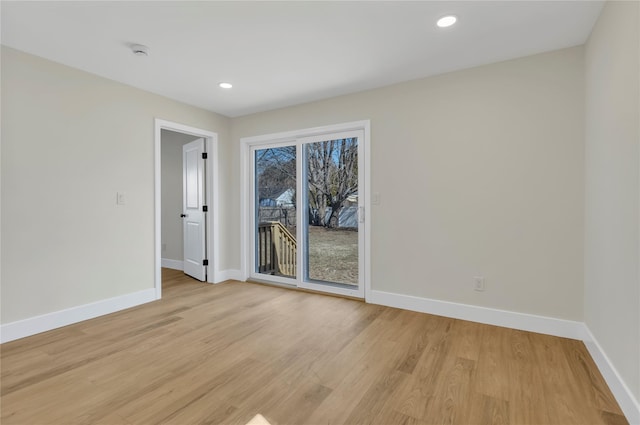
[250,129,365,298]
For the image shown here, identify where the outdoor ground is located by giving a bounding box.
[307,226,358,286]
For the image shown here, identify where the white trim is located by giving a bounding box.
[239,137,249,282]
[154,121,162,299]
[161,258,184,271]
[206,136,220,285]
[368,289,587,340]
[0,289,157,343]
[241,120,371,145]
[214,269,243,283]
[155,119,220,295]
[362,120,372,303]
[583,327,640,424]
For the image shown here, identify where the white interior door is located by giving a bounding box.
[182,138,207,281]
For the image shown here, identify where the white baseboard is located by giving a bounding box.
[214,269,243,283]
[583,327,640,424]
[161,261,238,284]
[367,290,586,340]
[0,288,157,343]
[161,258,184,270]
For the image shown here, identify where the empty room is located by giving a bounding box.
[1,1,639,424]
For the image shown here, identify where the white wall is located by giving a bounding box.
[584,0,640,405]
[0,46,230,324]
[160,130,199,263]
[232,46,586,321]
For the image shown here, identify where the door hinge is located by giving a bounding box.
[202,205,208,212]
[203,259,209,266]
[202,152,208,159]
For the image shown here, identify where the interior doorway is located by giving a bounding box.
[154,119,219,298]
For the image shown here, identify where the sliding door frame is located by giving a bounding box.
[240,120,371,300]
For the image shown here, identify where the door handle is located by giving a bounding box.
[180,214,187,218]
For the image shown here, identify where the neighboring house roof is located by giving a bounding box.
[275,188,295,205]
[259,188,295,206]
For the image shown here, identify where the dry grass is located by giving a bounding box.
[307,226,358,286]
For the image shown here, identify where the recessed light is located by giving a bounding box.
[437,15,457,28]
[218,82,233,89]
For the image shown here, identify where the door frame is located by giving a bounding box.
[240,120,371,300]
[154,119,219,299]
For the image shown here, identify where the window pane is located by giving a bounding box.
[306,138,359,286]
[255,146,297,278]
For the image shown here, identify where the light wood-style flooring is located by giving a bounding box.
[1,269,628,424]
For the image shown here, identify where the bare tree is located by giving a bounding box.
[256,146,297,230]
[256,146,296,193]
[255,140,358,229]
[256,146,297,207]
[307,138,358,228]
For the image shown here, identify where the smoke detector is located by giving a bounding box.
[131,44,150,57]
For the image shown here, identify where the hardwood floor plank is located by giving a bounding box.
[310,307,393,390]
[447,319,484,361]
[474,325,511,402]
[601,410,631,425]
[262,381,333,425]
[2,368,102,424]
[343,369,409,424]
[0,269,628,425]
[506,330,551,425]
[529,332,609,424]
[386,371,432,421]
[561,338,626,416]
[394,314,441,375]
[305,339,399,424]
[418,356,475,424]
[465,394,510,425]
[373,409,434,425]
[118,356,260,424]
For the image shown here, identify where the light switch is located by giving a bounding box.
[117,192,126,205]
[372,192,381,205]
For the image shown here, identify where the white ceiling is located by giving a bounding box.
[1,1,604,118]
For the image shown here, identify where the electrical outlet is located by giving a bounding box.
[474,276,485,292]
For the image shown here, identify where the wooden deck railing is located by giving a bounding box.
[257,222,297,277]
